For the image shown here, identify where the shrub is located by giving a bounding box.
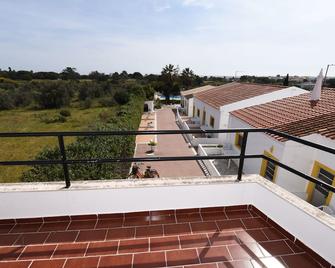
[40,114,67,124]
[114,91,130,105]
[59,109,71,117]
[80,98,92,109]
[99,97,115,107]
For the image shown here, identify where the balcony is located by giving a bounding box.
[0,129,334,267]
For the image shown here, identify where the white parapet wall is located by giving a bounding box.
[0,175,334,264]
[197,144,221,176]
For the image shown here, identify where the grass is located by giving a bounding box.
[0,106,116,183]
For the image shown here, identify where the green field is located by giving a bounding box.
[0,107,115,182]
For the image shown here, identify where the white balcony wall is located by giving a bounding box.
[0,177,334,264]
[197,145,221,176]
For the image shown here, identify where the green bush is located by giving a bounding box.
[114,91,130,105]
[80,98,92,109]
[39,114,67,124]
[99,97,115,107]
[59,109,71,117]
[22,94,145,182]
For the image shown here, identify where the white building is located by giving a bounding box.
[180,85,216,117]
[192,82,307,139]
[227,89,335,210]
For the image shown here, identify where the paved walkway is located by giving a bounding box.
[135,108,204,177]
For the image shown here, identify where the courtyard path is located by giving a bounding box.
[135,107,204,177]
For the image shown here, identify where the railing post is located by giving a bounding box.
[58,135,70,188]
[237,131,248,181]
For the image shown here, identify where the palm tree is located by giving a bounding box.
[181,68,195,90]
[160,64,180,101]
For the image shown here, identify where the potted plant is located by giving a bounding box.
[148,140,157,153]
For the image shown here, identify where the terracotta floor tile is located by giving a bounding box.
[106,227,135,240]
[150,210,175,216]
[52,243,88,258]
[0,261,31,268]
[150,236,180,251]
[252,256,287,268]
[16,218,43,224]
[0,234,20,246]
[198,246,232,263]
[133,251,166,268]
[176,213,202,223]
[0,224,14,234]
[166,249,199,266]
[125,211,150,218]
[164,223,191,236]
[30,259,65,268]
[63,257,99,268]
[180,234,210,249]
[70,215,97,221]
[10,223,42,234]
[123,216,150,227]
[200,207,225,213]
[200,212,227,221]
[235,229,268,243]
[216,219,245,232]
[19,244,56,260]
[135,225,163,238]
[225,210,253,220]
[261,227,287,241]
[67,220,97,230]
[186,263,217,268]
[43,216,70,222]
[258,240,294,256]
[14,233,49,246]
[225,206,249,211]
[191,222,218,233]
[241,218,270,229]
[45,231,78,244]
[95,219,123,229]
[207,231,239,246]
[86,241,118,256]
[281,253,322,268]
[150,214,176,225]
[176,208,200,214]
[99,254,132,268]
[217,260,254,268]
[0,246,24,261]
[228,243,264,260]
[38,222,69,232]
[118,238,149,254]
[284,240,304,253]
[98,213,124,220]
[76,229,107,242]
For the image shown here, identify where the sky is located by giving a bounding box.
[1,0,335,76]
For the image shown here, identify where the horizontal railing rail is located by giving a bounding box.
[0,129,334,194]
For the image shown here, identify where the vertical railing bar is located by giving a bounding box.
[236,131,248,181]
[58,135,70,188]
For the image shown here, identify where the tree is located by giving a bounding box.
[60,67,80,80]
[159,64,180,101]
[181,68,195,90]
[88,71,108,81]
[114,91,130,105]
[33,82,71,108]
[283,74,289,86]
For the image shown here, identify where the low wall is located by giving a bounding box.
[0,176,334,264]
[198,145,221,176]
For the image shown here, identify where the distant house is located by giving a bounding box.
[192,82,307,138]
[228,89,335,209]
[180,85,216,116]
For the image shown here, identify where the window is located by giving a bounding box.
[192,106,195,117]
[202,110,206,125]
[234,133,244,148]
[260,151,278,182]
[307,161,335,206]
[197,109,200,117]
[210,116,215,128]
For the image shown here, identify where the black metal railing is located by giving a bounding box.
[0,129,334,193]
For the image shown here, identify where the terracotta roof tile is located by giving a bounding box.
[181,85,216,97]
[194,82,286,109]
[231,89,335,140]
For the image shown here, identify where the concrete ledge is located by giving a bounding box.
[0,174,334,263]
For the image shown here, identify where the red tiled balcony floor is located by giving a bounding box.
[0,205,330,268]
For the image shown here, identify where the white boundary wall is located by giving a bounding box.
[0,176,334,264]
[197,145,221,176]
